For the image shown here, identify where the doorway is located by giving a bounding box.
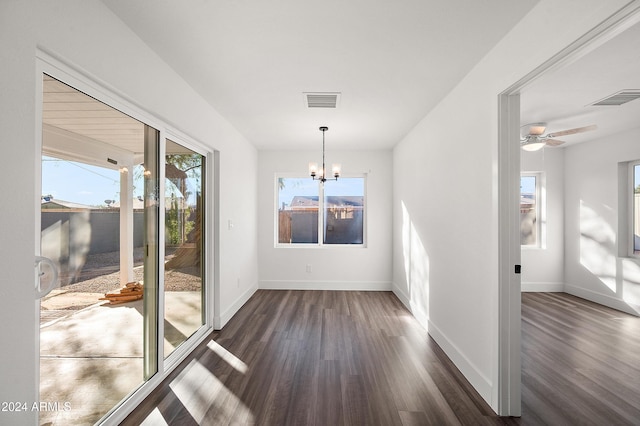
[498,3,640,417]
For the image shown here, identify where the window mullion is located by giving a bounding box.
[319,182,325,246]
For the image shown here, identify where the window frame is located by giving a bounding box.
[275,173,367,248]
[520,172,544,249]
[629,160,640,258]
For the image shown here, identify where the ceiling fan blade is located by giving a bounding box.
[546,124,597,138]
[545,139,565,147]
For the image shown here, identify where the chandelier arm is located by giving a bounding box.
[310,126,338,183]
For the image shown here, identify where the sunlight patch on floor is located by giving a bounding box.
[207,340,248,374]
[169,359,253,424]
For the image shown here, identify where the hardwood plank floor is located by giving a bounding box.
[521,292,640,426]
[122,291,500,425]
[121,291,640,425]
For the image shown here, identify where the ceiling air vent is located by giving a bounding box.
[591,90,640,106]
[304,92,340,108]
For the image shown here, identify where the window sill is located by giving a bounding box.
[275,244,367,249]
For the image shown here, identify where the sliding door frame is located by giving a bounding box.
[35,49,218,425]
[161,131,216,372]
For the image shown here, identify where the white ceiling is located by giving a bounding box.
[43,75,144,152]
[520,20,640,148]
[100,0,539,150]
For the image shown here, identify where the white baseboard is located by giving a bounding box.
[564,284,640,316]
[391,282,411,309]
[258,280,392,291]
[391,282,430,331]
[215,283,258,329]
[521,282,564,292]
[390,282,491,406]
[427,320,493,405]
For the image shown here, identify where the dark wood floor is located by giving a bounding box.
[121,291,640,425]
[521,292,640,425]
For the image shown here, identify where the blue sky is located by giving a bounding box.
[42,156,123,206]
[520,175,536,195]
[42,157,202,207]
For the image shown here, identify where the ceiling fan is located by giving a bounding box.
[520,122,597,151]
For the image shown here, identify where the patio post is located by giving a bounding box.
[119,164,134,285]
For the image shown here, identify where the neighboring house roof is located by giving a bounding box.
[41,199,98,210]
[326,196,364,207]
[111,197,145,210]
[289,195,319,208]
[520,194,535,205]
[288,195,363,209]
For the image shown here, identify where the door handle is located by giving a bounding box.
[35,256,58,299]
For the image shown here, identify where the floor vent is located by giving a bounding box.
[591,90,640,106]
[304,92,340,108]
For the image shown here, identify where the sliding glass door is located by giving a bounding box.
[38,73,209,425]
[163,139,205,358]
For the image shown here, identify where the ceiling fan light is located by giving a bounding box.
[521,139,545,151]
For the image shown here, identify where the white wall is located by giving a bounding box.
[564,127,640,314]
[521,148,565,291]
[0,1,39,421]
[0,1,258,424]
[258,150,393,290]
[391,0,631,411]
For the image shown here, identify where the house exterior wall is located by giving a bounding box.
[41,210,145,255]
[0,1,258,424]
[391,0,631,411]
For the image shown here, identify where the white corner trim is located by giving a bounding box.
[521,282,565,292]
[215,283,259,329]
[564,284,640,316]
[258,280,392,291]
[391,282,430,332]
[391,282,411,309]
[427,320,493,405]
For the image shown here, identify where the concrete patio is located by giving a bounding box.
[39,291,202,425]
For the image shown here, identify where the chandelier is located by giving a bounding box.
[309,126,340,182]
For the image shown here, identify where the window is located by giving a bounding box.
[277,176,365,246]
[520,173,541,247]
[631,161,640,255]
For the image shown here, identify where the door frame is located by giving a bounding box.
[497,2,640,416]
[35,49,219,425]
